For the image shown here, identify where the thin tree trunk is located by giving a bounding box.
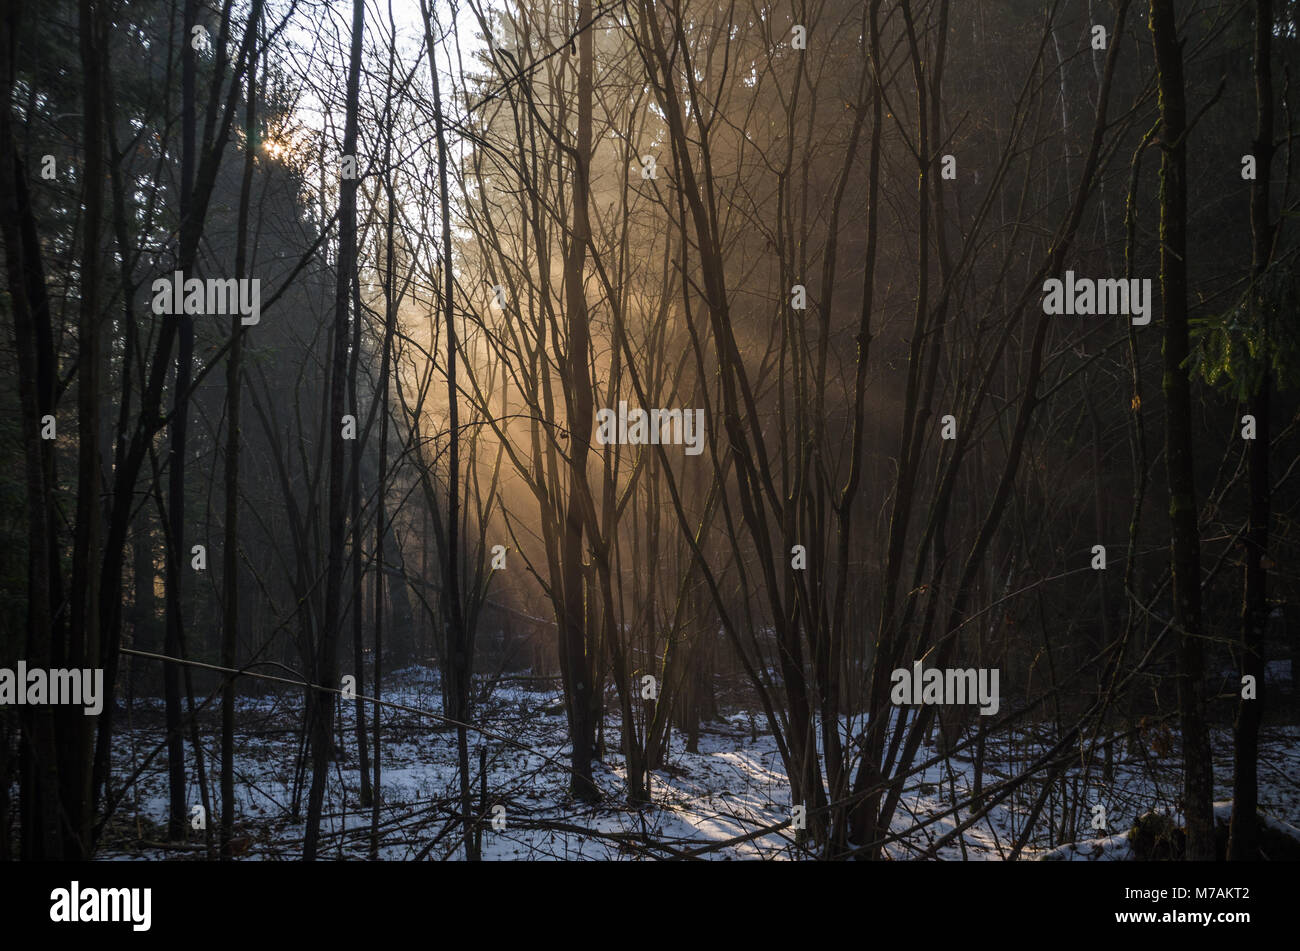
[305,0,364,861]
[221,12,259,859]
[349,197,372,810]
[1149,0,1214,861]
[560,0,600,803]
[1,2,64,862]
[420,0,479,856]
[371,141,398,861]
[63,0,108,859]
[163,0,200,842]
[1229,0,1275,863]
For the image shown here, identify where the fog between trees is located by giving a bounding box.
[2,0,1299,862]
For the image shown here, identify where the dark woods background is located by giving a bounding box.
[0,0,1298,864]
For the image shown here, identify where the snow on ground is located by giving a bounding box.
[95,667,1300,860]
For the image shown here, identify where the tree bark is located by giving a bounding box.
[348,178,372,810]
[305,0,364,861]
[65,0,107,859]
[221,9,258,859]
[420,0,480,854]
[559,0,600,803]
[1149,0,1215,862]
[1,2,64,862]
[163,0,200,842]
[1228,0,1274,863]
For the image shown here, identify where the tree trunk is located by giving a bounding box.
[1149,0,1215,862]
[221,12,259,859]
[162,0,200,843]
[371,130,399,859]
[349,190,372,809]
[305,0,364,861]
[420,0,479,856]
[559,0,600,803]
[1228,0,1274,863]
[1,5,64,862]
[65,0,107,859]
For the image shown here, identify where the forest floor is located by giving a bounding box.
[95,666,1300,860]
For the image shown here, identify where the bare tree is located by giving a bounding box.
[306,0,365,861]
[1148,0,1215,862]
